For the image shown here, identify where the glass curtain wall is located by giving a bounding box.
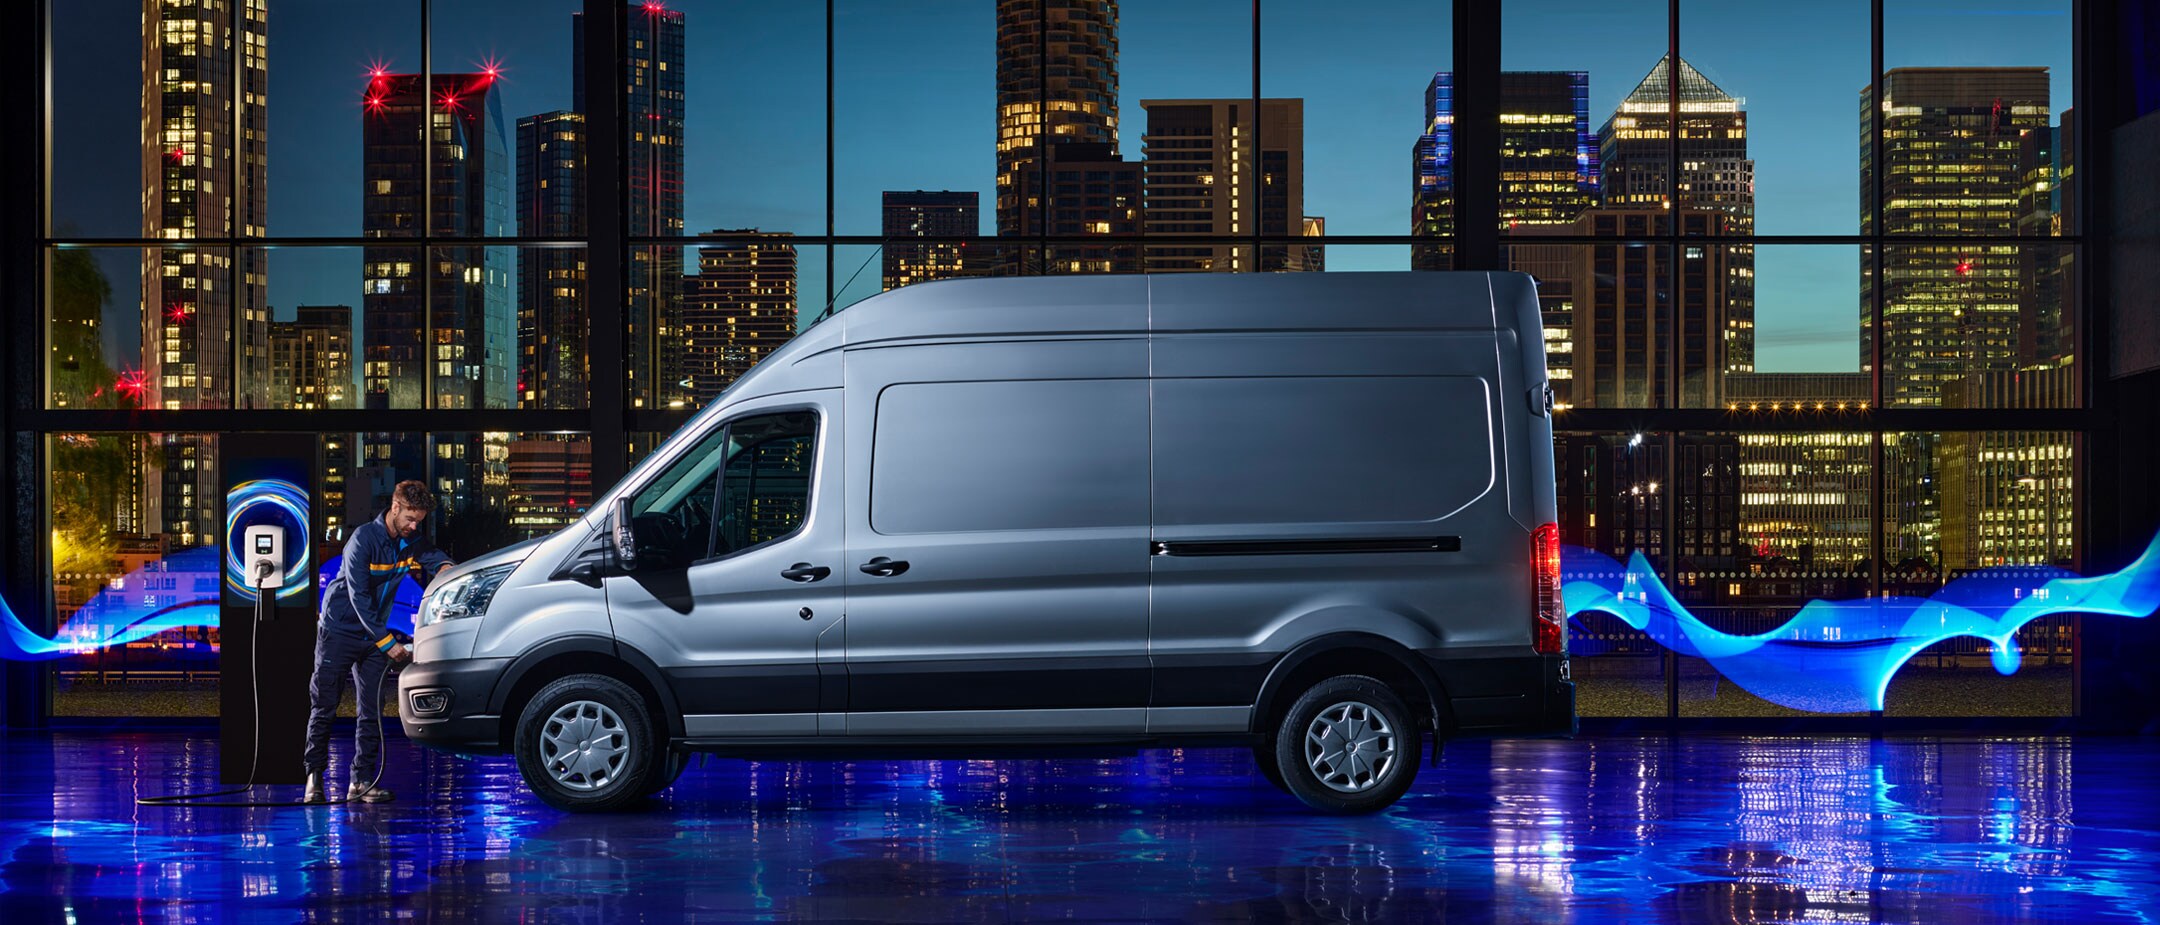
[28,0,2087,719]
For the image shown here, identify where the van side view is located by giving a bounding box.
[398,271,1573,813]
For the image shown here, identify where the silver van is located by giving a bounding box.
[399,271,1573,813]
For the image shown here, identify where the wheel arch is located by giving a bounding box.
[488,635,685,748]
[1251,632,1455,741]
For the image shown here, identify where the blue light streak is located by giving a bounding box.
[1,549,422,661]
[1561,532,2160,713]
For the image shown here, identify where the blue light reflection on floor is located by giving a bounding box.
[2,734,2157,922]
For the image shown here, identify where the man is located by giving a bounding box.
[304,480,455,804]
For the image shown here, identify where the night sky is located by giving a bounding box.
[50,0,2073,375]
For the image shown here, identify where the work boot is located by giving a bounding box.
[347,781,394,804]
[303,771,326,804]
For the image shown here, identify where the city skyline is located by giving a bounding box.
[17,0,2116,737]
[51,0,2074,377]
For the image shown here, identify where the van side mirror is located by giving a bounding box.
[611,497,639,570]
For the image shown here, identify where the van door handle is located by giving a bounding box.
[780,563,831,583]
[858,557,910,577]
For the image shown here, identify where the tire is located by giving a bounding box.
[1271,674,1421,813]
[1252,744,1290,794]
[642,749,691,797]
[514,674,656,812]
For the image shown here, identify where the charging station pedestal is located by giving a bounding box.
[219,434,318,785]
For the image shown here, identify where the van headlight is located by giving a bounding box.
[419,563,517,628]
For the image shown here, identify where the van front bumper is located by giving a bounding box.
[397,657,512,753]
[1420,650,1577,738]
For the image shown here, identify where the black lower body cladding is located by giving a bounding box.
[398,657,513,753]
[1423,652,1575,737]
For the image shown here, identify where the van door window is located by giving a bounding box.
[714,412,818,555]
[623,410,817,566]
[623,427,730,569]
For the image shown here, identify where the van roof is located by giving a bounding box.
[737,270,1534,399]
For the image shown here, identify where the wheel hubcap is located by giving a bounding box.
[540,700,630,792]
[1304,701,1398,793]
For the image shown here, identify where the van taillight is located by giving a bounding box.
[1531,522,1565,655]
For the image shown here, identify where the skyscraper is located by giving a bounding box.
[1557,210,1742,409]
[1860,67,2052,566]
[682,231,798,402]
[361,71,512,411]
[141,0,269,547]
[268,305,353,411]
[1411,71,1598,271]
[1599,55,1755,376]
[1499,230,1580,407]
[578,5,686,406]
[1600,56,1754,216]
[882,191,980,291]
[361,71,512,513]
[995,0,1121,242]
[1140,99,1306,273]
[516,110,588,409]
[2017,115,2074,371]
[1531,56,1759,411]
[1010,142,1144,274]
[1861,68,2050,408]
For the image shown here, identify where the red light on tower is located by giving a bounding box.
[1955,260,1973,276]
[479,56,503,81]
[164,302,191,323]
[642,1,666,13]
[167,146,187,163]
[114,370,148,403]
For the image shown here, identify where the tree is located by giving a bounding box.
[48,250,131,585]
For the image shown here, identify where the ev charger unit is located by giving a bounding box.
[245,525,284,596]
[217,435,318,785]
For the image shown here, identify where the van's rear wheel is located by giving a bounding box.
[514,674,655,812]
[1271,675,1420,813]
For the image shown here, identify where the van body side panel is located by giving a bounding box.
[1145,274,1539,717]
[841,340,1153,732]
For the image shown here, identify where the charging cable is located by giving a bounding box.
[137,568,395,809]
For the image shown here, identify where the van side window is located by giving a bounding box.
[714,412,818,554]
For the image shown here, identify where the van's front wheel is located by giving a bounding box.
[514,674,656,812]
[1271,675,1421,813]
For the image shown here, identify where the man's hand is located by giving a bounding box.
[388,642,413,667]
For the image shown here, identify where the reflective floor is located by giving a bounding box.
[2,732,2156,923]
